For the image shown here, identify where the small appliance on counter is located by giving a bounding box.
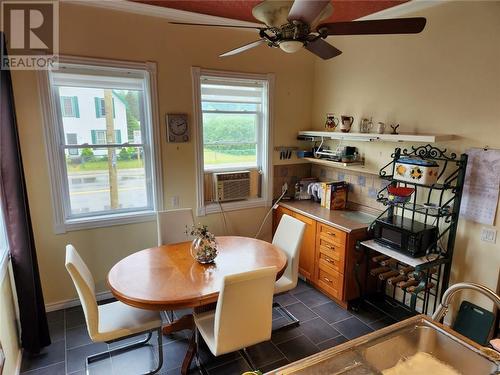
[394,157,440,185]
[306,182,323,202]
[294,177,318,200]
[372,215,438,257]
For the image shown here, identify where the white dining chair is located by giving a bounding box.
[193,266,277,372]
[272,214,306,330]
[65,244,163,374]
[156,208,195,322]
[156,208,195,246]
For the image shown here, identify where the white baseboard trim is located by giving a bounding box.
[14,348,22,375]
[45,290,114,312]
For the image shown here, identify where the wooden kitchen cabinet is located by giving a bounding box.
[314,221,371,307]
[273,206,317,281]
[273,203,371,308]
[293,212,317,281]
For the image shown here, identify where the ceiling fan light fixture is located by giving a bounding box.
[279,40,303,53]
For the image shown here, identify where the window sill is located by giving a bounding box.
[198,198,271,216]
[55,210,157,234]
[204,165,259,173]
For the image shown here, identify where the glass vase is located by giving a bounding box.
[190,236,217,264]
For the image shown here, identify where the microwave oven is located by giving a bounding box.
[372,216,438,258]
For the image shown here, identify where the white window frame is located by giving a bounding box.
[0,201,10,282]
[192,67,274,216]
[38,56,163,234]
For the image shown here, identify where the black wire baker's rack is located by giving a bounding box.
[357,144,468,317]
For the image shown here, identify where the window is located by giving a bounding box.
[90,130,122,145]
[201,80,263,171]
[192,68,274,215]
[61,96,79,117]
[94,97,115,118]
[40,57,162,233]
[66,133,78,155]
[0,202,9,272]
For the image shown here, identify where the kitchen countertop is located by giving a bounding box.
[278,200,377,233]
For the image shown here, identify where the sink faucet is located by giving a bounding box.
[432,282,500,322]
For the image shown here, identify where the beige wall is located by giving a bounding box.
[10,3,314,305]
[0,267,20,374]
[9,1,500,312]
[311,1,500,310]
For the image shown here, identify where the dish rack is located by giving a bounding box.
[356,144,468,317]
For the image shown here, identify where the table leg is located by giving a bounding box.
[163,304,216,374]
[181,331,197,375]
[162,314,194,335]
[161,314,196,375]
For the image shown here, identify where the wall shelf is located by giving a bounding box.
[302,157,379,175]
[298,130,455,143]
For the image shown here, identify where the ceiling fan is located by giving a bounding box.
[170,0,426,60]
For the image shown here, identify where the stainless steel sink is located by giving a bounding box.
[271,315,500,374]
[341,211,377,224]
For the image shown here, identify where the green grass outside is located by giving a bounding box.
[204,149,256,165]
[67,149,256,172]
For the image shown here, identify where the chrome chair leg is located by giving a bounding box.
[162,310,175,324]
[85,327,163,375]
[272,302,300,331]
[194,328,209,375]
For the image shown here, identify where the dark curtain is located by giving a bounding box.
[0,32,50,354]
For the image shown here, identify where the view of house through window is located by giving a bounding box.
[201,77,266,171]
[51,67,154,219]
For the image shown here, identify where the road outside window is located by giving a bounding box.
[43,60,159,230]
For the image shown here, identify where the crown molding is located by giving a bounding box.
[63,0,264,29]
[356,0,442,20]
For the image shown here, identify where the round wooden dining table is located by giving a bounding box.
[107,236,288,374]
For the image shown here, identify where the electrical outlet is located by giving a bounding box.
[480,227,497,244]
[171,196,180,208]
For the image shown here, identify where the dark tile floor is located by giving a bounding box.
[21,281,397,375]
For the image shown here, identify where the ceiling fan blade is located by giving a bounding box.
[305,38,342,60]
[317,17,427,35]
[287,0,331,25]
[170,21,264,30]
[252,0,293,27]
[220,40,266,57]
[311,3,333,30]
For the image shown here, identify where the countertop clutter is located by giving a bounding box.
[278,200,375,233]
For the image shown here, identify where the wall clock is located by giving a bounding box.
[166,113,189,143]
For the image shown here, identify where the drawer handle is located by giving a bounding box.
[325,257,334,264]
[324,243,335,250]
[326,231,336,236]
[324,277,332,283]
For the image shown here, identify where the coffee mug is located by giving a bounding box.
[359,118,373,133]
[340,115,354,133]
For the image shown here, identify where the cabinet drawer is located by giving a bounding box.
[317,268,343,300]
[318,238,345,257]
[318,249,344,274]
[318,223,346,245]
